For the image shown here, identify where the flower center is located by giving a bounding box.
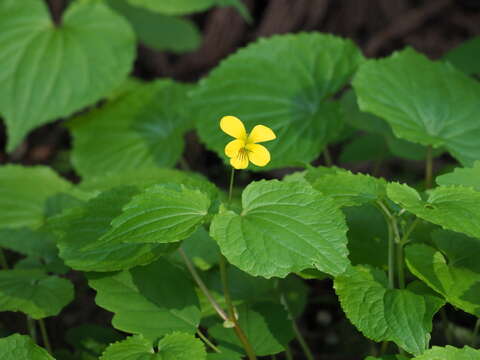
[236,147,249,161]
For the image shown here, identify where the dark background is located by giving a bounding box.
[1,1,480,359]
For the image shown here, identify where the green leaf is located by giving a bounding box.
[334,265,444,355]
[339,134,391,163]
[192,33,364,170]
[106,0,201,53]
[353,48,480,166]
[100,333,206,360]
[436,161,480,190]
[208,302,294,356]
[53,187,177,272]
[0,334,54,360]
[413,345,480,359]
[127,0,214,15]
[444,36,480,75]
[387,183,480,239]
[210,180,349,278]
[70,80,192,178]
[365,356,408,360]
[0,228,57,259]
[0,0,135,151]
[405,230,480,317]
[0,269,73,319]
[66,324,123,357]
[174,227,220,271]
[0,165,73,229]
[214,0,252,22]
[88,258,201,341]
[310,170,387,207]
[101,184,210,245]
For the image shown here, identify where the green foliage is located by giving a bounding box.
[126,0,215,15]
[353,47,480,165]
[192,33,364,170]
[88,258,201,341]
[436,161,480,190]
[413,345,480,359]
[405,230,480,317]
[387,183,480,239]
[0,334,54,360]
[0,0,135,151]
[211,180,349,278]
[444,36,480,75]
[335,265,444,355]
[0,269,73,319]
[70,80,193,178]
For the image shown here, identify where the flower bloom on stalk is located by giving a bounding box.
[220,115,276,169]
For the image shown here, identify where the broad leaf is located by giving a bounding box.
[436,161,480,190]
[334,265,444,355]
[210,180,349,278]
[413,345,480,359]
[0,269,73,319]
[101,184,210,245]
[309,170,387,207]
[405,230,480,317]
[0,334,54,360]
[387,183,480,239]
[444,36,480,75]
[192,33,364,170]
[173,227,221,271]
[353,48,480,166]
[0,165,73,229]
[100,333,206,360]
[88,258,201,341]
[53,187,177,272]
[66,324,123,358]
[208,302,294,356]
[70,80,192,178]
[127,0,214,15]
[340,134,391,163]
[106,0,201,52]
[0,0,135,151]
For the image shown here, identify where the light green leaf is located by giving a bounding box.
[0,0,135,151]
[353,48,480,166]
[100,335,158,360]
[0,334,54,360]
[0,165,73,229]
[387,183,480,239]
[0,269,73,319]
[53,187,177,272]
[106,0,201,52]
[88,258,201,341]
[157,332,206,360]
[70,80,192,178]
[405,230,480,317]
[444,36,480,75]
[192,33,364,170]
[210,180,349,278]
[365,356,408,360]
[127,0,214,15]
[0,228,57,259]
[101,184,210,245]
[208,302,294,356]
[334,265,444,355]
[310,170,387,207]
[436,161,480,191]
[413,345,480,359]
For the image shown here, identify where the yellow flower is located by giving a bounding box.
[220,115,276,169]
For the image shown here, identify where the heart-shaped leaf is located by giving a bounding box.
[0,334,54,360]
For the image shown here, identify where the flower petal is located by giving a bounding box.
[230,153,249,169]
[246,143,271,167]
[220,116,247,139]
[224,139,245,158]
[247,125,276,143]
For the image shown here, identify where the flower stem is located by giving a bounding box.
[38,319,52,353]
[219,255,257,360]
[27,317,36,343]
[377,201,396,289]
[196,329,220,353]
[285,346,294,360]
[0,248,9,270]
[228,168,235,203]
[323,146,333,167]
[178,248,228,321]
[425,145,433,189]
[471,318,480,347]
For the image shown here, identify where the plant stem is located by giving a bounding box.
[219,255,257,360]
[425,145,433,189]
[323,146,333,167]
[178,248,228,321]
[0,248,9,269]
[396,242,405,289]
[38,319,52,353]
[440,308,453,344]
[285,346,294,360]
[378,201,396,289]
[27,317,36,343]
[196,329,220,353]
[471,318,480,347]
[228,168,235,203]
